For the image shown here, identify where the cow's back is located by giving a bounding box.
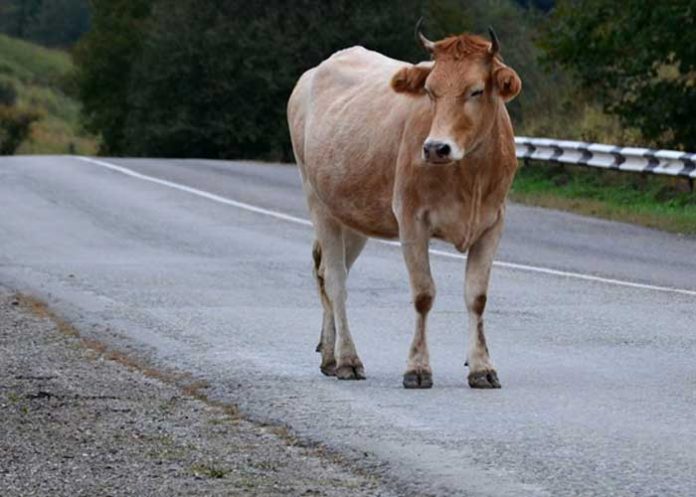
[288,47,422,238]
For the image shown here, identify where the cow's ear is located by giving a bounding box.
[391,63,432,94]
[493,66,521,102]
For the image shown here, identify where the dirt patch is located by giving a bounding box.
[0,291,394,497]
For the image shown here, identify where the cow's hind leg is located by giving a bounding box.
[312,216,365,380]
[465,215,504,389]
[313,230,367,377]
[313,240,337,376]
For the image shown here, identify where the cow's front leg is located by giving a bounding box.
[400,222,435,389]
[465,214,504,389]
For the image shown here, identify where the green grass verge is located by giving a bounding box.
[0,34,97,155]
[510,161,696,236]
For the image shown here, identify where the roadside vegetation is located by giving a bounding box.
[0,33,96,154]
[539,0,695,152]
[511,163,696,235]
[72,0,693,161]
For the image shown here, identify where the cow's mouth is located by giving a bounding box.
[425,157,455,165]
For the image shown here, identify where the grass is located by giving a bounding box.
[0,34,97,155]
[0,34,68,84]
[510,161,696,236]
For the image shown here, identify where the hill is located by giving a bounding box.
[0,33,96,154]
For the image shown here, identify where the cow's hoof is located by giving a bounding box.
[468,370,501,389]
[403,371,433,389]
[320,359,336,377]
[336,364,366,380]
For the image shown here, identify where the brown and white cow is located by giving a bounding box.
[287,23,521,389]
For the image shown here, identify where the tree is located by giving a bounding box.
[72,0,151,155]
[0,0,41,38]
[122,0,424,160]
[0,0,89,46]
[539,0,695,151]
[26,0,90,47]
[73,0,567,158]
[513,0,554,10]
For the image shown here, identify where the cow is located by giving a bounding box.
[287,21,521,389]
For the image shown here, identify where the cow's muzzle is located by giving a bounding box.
[423,140,454,164]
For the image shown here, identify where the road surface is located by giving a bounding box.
[1,155,695,497]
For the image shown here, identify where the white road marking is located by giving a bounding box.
[77,156,313,227]
[77,156,696,297]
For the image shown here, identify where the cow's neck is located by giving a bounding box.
[463,111,515,197]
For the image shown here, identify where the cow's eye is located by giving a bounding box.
[470,89,484,98]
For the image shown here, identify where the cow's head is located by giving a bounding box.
[391,21,521,165]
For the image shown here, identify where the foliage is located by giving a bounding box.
[73,0,664,160]
[76,0,561,159]
[83,0,424,159]
[72,0,151,155]
[513,0,555,9]
[539,0,695,151]
[0,79,17,105]
[0,34,96,154]
[0,104,39,154]
[0,0,90,47]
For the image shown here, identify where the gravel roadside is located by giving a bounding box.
[0,289,395,497]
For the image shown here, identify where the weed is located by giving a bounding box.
[191,462,229,479]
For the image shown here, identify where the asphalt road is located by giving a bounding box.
[1,155,695,497]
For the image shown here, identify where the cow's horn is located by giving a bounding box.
[488,26,500,55]
[415,17,435,53]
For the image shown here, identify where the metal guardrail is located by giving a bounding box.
[515,137,696,180]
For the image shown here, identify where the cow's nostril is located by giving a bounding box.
[423,145,430,158]
[436,143,451,157]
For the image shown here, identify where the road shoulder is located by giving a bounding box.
[0,289,392,497]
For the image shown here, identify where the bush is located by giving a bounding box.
[0,105,40,154]
[0,80,18,106]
